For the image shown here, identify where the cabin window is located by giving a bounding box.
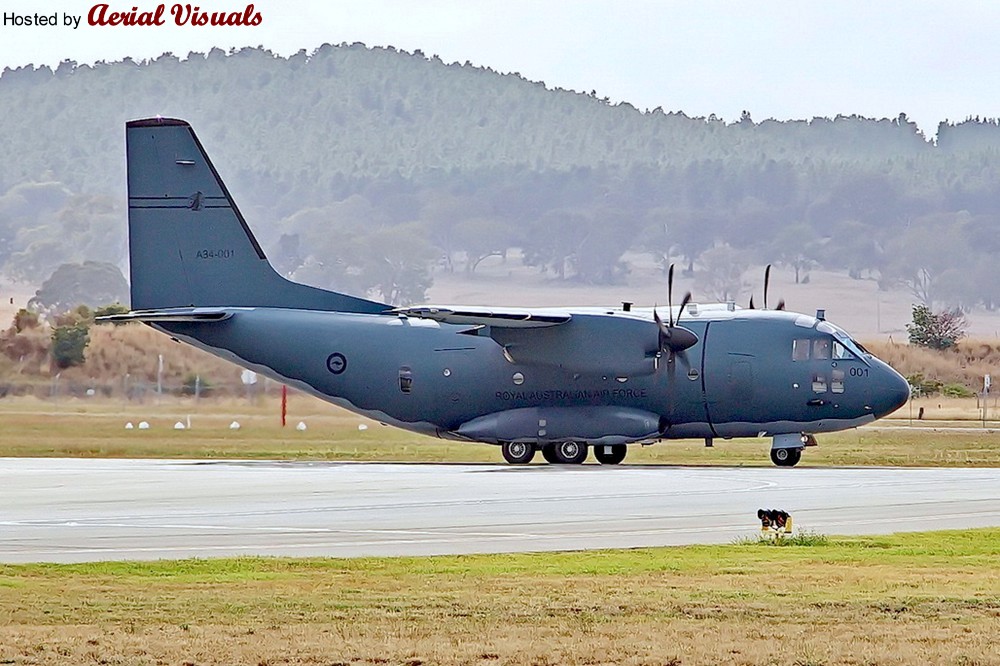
[812,372,827,393]
[398,366,413,393]
[792,339,811,361]
[813,338,831,360]
[512,372,525,385]
[832,341,853,360]
[831,369,845,393]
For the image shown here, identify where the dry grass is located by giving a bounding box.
[2,530,999,665]
[867,338,1000,392]
[2,394,1000,466]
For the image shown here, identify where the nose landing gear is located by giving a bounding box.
[770,433,807,467]
[770,446,802,467]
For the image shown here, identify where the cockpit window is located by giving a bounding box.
[792,339,810,361]
[813,338,831,360]
[817,320,870,359]
[832,341,854,360]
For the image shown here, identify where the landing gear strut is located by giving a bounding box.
[593,444,627,465]
[542,441,588,464]
[501,441,535,465]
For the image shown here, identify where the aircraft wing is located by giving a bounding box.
[391,306,571,328]
[96,307,234,323]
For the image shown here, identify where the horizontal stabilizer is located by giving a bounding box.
[96,307,235,324]
[392,306,571,328]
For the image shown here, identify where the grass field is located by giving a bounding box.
[2,394,1000,467]
[2,529,999,665]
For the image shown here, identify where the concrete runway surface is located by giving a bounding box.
[2,458,999,563]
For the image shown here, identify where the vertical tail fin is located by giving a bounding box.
[126,118,387,313]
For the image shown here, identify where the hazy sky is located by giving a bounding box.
[2,0,999,136]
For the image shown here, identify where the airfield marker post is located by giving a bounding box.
[281,384,288,427]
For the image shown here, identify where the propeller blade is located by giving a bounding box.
[749,295,755,310]
[776,298,786,311]
[676,292,692,326]
[764,264,771,310]
[667,264,675,327]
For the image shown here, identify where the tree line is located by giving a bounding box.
[3,43,1000,308]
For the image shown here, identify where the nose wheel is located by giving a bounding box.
[770,447,802,467]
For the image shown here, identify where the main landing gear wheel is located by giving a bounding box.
[770,447,802,467]
[543,441,589,465]
[501,441,535,465]
[594,444,627,465]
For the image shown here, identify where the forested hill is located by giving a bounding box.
[2,43,1000,309]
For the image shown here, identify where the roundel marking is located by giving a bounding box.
[326,352,347,375]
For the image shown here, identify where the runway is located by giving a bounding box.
[2,458,999,563]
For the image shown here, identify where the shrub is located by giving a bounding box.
[906,372,942,396]
[12,308,39,333]
[94,303,130,325]
[51,322,90,369]
[942,383,975,398]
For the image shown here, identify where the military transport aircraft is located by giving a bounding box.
[101,118,911,466]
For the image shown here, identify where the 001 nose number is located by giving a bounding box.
[849,367,869,378]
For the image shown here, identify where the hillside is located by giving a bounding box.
[2,44,1000,317]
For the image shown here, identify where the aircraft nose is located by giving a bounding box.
[872,359,910,418]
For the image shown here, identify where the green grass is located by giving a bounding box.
[2,529,1000,665]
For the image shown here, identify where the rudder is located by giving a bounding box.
[126,118,387,314]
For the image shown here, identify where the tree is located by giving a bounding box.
[697,244,748,302]
[51,321,90,368]
[28,261,129,314]
[906,304,967,350]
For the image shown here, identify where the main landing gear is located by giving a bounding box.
[542,441,589,464]
[501,441,535,464]
[501,441,628,465]
[593,444,627,465]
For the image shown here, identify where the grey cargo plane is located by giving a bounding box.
[101,118,911,466]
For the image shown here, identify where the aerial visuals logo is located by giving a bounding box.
[88,4,264,27]
[2,4,263,29]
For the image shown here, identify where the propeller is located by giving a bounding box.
[654,264,699,356]
[750,264,786,311]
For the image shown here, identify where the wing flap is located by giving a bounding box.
[96,307,234,323]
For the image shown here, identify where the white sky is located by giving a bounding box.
[2,0,1000,136]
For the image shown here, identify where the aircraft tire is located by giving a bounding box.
[541,443,560,464]
[593,444,627,465]
[770,447,802,467]
[501,441,535,465]
[549,441,588,464]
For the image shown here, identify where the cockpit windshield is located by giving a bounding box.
[791,321,870,363]
[816,321,869,359]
